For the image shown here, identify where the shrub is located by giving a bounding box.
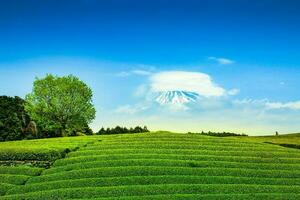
[44,159,300,175]
[0,174,30,185]
[54,154,300,167]
[68,148,300,159]
[188,131,248,137]
[0,166,43,176]
[2,184,300,199]
[0,149,64,162]
[96,126,149,135]
[7,176,300,195]
[27,166,300,184]
[0,183,14,196]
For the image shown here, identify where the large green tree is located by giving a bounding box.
[25,74,96,136]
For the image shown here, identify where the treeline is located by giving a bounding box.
[0,74,97,141]
[0,95,94,141]
[97,126,149,135]
[188,131,248,137]
[0,95,151,141]
[0,95,149,141]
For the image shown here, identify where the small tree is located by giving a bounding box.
[133,126,143,133]
[25,74,96,136]
[129,127,134,133]
[143,126,149,132]
[123,127,129,133]
[97,127,106,135]
[114,126,123,134]
[81,123,93,135]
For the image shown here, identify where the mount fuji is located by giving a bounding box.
[155,91,199,105]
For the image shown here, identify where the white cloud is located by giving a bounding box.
[114,104,149,114]
[233,98,268,106]
[150,71,225,97]
[134,84,148,98]
[265,101,300,110]
[132,70,152,76]
[116,71,131,77]
[163,103,190,111]
[234,98,300,111]
[208,56,234,65]
[116,69,153,77]
[227,88,240,95]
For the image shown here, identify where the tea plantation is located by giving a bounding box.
[0,132,300,199]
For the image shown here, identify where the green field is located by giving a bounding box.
[0,132,300,199]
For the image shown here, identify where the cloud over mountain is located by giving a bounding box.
[150,71,225,98]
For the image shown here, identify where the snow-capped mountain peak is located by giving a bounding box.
[155,91,199,105]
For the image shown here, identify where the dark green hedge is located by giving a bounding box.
[0,149,65,162]
[8,176,300,195]
[2,184,300,200]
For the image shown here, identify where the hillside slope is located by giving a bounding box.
[1,132,300,199]
[237,132,300,148]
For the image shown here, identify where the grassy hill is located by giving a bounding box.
[236,132,300,149]
[0,132,300,199]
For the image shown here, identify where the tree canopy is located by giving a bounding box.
[97,126,149,135]
[25,74,96,136]
[0,96,30,141]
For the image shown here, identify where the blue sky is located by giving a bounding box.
[1,0,300,135]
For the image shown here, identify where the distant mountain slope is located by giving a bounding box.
[156,91,199,105]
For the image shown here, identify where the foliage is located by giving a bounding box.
[278,143,300,149]
[54,153,300,167]
[3,184,300,199]
[0,148,64,162]
[0,166,43,176]
[44,159,300,175]
[68,123,94,136]
[0,136,98,167]
[25,74,96,137]
[1,133,300,199]
[7,175,300,195]
[0,96,31,141]
[240,134,300,146]
[188,131,248,137]
[0,166,43,196]
[0,183,14,196]
[96,126,149,135]
[0,174,30,185]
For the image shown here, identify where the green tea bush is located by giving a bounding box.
[0,174,30,185]
[0,166,43,176]
[0,149,64,161]
[27,166,300,184]
[0,183,14,196]
[67,193,300,200]
[54,154,300,166]
[68,148,300,159]
[189,131,248,137]
[43,159,300,175]
[1,132,300,199]
[0,166,44,196]
[2,184,300,200]
[7,176,300,195]
[82,143,294,153]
